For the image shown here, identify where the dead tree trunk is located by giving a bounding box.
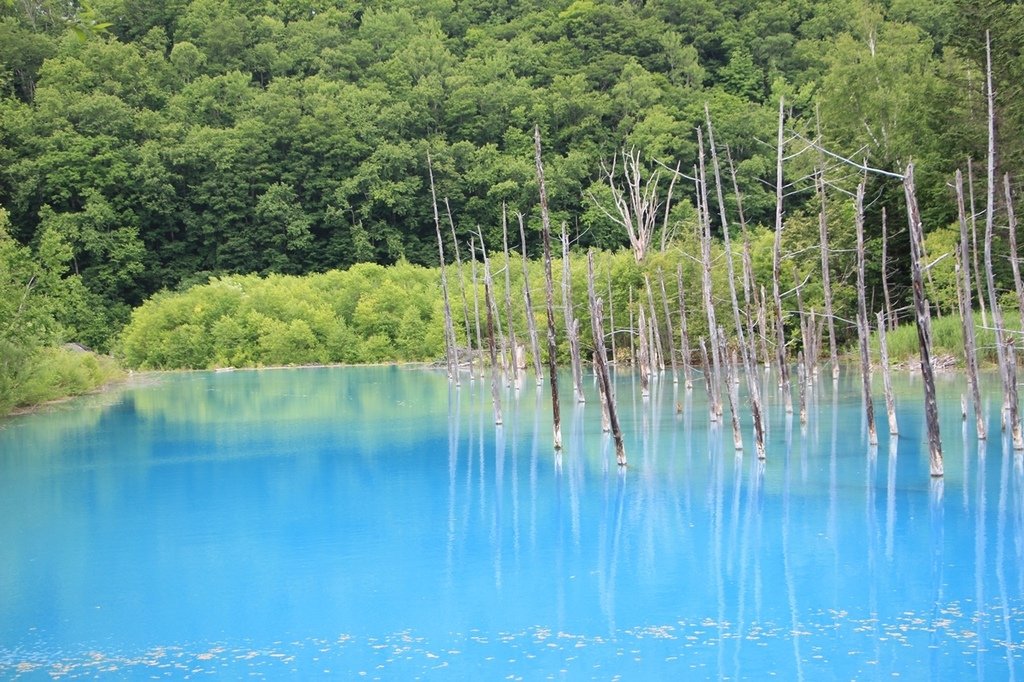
[561,226,585,403]
[696,134,723,417]
[480,234,509,383]
[481,246,503,425]
[855,182,878,446]
[588,251,627,465]
[983,31,1014,438]
[797,350,808,426]
[876,311,898,436]
[904,164,943,476]
[658,269,679,383]
[445,200,475,380]
[759,285,771,370]
[501,205,521,386]
[968,158,989,328]
[607,272,618,364]
[428,154,459,383]
[881,207,896,332]
[955,170,987,439]
[724,340,744,450]
[533,126,562,450]
[594,148,671,263]
[706,108,752,400]
[517,213,544,385]
[594,349,611,432]
[699,337,716,423]
[816,171,840,378]
[676,264,694,389]
[638,303,651,398]
[1008,340,1024,450]
[772,97,793,413]
[644,276,666,373]
[628,287,636,365]
[469,240,485,377]
[1005,174,1024,332]
[726,145,762,363]
[794,272,812,384]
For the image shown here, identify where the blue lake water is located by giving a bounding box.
[1,365,1022,679]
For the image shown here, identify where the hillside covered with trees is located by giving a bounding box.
[1,0,1022,382]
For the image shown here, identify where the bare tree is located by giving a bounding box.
[955,170,986,439]
[855,181,878,446]
[427,153,459,384]
[591,148,675,262]
[904,164,943,475]
[588,251,627,466]
[534,126,562,450]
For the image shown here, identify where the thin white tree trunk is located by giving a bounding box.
[676,264,694,389]
[588,251,626,465]
[517,213,543,385]
[533,126,562,449]
[855,182,878,445]
[876,311,898,435]
[561,226,585,403]
[772,97,792,413]
[904,164,943,475]
[428,154,458,383]
[501,205,521,387]
[955,170,986,439]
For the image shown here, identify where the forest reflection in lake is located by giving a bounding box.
[0,365,1021,679]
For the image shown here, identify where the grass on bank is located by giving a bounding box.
[870,311,1005,367]
[1,346,124,416]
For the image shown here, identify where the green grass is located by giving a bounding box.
[869,311,1004,366]
[1,346,125,416]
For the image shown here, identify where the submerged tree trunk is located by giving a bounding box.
[904,164,943,476]
[561,226,585,403]
[696,133,722,417]
[428,154,459,383]
[676,264,694,389]
[955,170,986,440]
[658,269,679,383]
[880,207,896,332]
[638,303,651,398]
[501,205,521,387]
[534,126,562,449]
[588,251,626,465]
[725,341,744,450]
[855,182,878,445]
[759,285,771,370]
[644,276,666,373]
[607,272,618,365]
[817,171,840,378]
[968,158,989,328]
[797,350,808,426]
[772,97,792,413]
[628,287,636,365]
[1005,174,1024,332]
[982,31,1014,440]
[876,311,898,436]
[699,337,716,424]
[479,235,509,383]
[469,240,485,379]
[481,246,503,425]
[517,213,543,385]
[1008,340,1024,450]
[445,199,475,380]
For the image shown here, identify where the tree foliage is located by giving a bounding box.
[0,0,1020,358]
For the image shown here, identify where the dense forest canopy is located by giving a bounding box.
[1,0,1023,356]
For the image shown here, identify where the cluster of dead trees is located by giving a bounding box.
[428,35,1022,480]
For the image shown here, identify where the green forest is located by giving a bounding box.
[1,0,1023,411]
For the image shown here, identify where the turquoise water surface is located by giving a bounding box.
[1,365,1022,679]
